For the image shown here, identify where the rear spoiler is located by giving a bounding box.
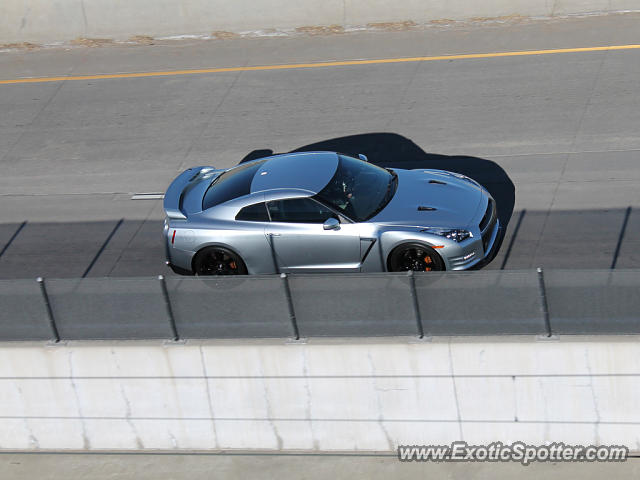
[163,166,222,219]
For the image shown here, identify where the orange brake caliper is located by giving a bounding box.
[424,256,432,271]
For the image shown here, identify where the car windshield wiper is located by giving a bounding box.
[383,170,398,202]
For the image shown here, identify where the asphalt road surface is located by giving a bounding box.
[1,13,639,279]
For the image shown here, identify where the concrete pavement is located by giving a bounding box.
[1,452,638,479]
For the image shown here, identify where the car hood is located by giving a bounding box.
[368,169,485,229]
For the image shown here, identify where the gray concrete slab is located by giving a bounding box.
[530,209,627,269]
[489,208,632,270]
[0,221,118,278]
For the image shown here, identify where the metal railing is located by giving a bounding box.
[1,269,639,341]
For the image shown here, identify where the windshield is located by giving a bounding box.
[202,159,267,210]
[314,154,397,222]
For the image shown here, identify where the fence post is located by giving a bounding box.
[37,277,60,343]
[159,275,179,341]
[536,268,553,338]
[280,273,300,340]
[407,270,425,339]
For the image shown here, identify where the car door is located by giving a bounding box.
[265,197,361,273]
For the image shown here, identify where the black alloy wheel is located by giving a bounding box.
[193,247,248,275]
[388,243,445,272]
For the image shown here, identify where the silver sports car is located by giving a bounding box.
[163,151,499,275]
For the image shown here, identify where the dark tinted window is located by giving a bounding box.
[315,154,396,222]
[202,160,267,210]
[235,202,269,222]
[267,198,337,224]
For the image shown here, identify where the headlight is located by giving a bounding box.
[420,228,472,242]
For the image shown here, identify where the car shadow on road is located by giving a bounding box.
[241,133,515,267]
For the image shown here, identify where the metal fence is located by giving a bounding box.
[1,269,639,341]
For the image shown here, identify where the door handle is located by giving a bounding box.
[269,233,281,237]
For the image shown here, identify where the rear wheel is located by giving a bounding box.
[193,247,248,275]
[387,243,445,272]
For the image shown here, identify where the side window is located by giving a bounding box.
[267,198,337,224]
[235,202,269,222]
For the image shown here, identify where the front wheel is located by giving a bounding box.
[192,247,248,275]
[387,243,445,272]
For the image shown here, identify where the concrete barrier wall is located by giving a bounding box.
[1,337,639,451]
[1,0,640,44]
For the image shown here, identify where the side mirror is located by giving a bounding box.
[323,217,340,230]
[358,154,368,162]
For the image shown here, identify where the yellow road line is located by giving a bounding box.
[2,44,640,85]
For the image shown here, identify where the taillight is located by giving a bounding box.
[171,230,176,245]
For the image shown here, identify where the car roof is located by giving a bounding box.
[249,151,339,195]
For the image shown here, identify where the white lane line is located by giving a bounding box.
[131,193,165,200]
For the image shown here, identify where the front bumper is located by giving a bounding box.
[446,218,500,270]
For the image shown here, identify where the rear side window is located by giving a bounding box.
[267,198,337,224]
[235,202,269,222]
[203,160,267,210]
